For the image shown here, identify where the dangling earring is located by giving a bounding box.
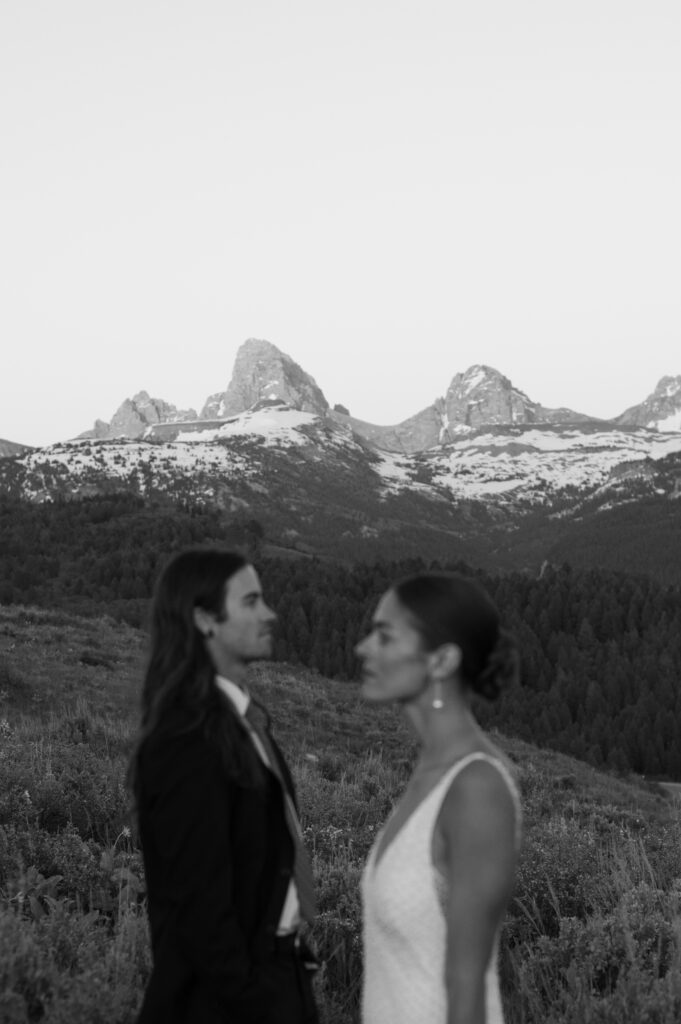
[432,680,444,710]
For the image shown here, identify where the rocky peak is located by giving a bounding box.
[200,338,329,419]
[79,392,197,440]
[616,375,681,431]
[439,364,590,437]
[444,365,529,428]
[332,363,592,453]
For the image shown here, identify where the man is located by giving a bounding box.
[131,548,319,1024]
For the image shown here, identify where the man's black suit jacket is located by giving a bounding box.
[136,703,300,1024]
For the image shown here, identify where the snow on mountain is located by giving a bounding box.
[416,425,681,503]
[657,410,681,432]
[175,405,336,448]
[616,375,681,431]
[2,404,370,505]
[6,407,681,511]
[20,438,250,491]
[368,423,681,505]
[374,450,446,498]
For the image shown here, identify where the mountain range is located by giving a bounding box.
[2,338,681,582]
[67,338,681,451]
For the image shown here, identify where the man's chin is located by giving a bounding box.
[249,638,274,661]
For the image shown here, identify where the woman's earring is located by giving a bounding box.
[432,680,444,710]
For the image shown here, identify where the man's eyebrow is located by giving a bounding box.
[372,618,392,630]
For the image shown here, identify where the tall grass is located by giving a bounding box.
[2,605,681,1022]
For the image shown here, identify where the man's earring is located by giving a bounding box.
[432,680,444,710]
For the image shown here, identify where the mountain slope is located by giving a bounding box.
[616,375,681,431]
[0,438,33,458]
[3,403,681,578]
[9,407,681,510]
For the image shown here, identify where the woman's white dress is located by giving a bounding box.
[361,753,521,1024]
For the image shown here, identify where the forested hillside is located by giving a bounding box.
[2,494,680,778]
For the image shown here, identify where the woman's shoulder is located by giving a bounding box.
[450,748,516,792]
[456,733,518,782]
[439,744,519,816]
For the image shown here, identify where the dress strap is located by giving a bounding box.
[435,752,522,847]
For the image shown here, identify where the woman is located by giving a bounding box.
[356,571,521,1024]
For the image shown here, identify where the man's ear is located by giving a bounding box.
[193,606,215,638]
[428,643,462,680]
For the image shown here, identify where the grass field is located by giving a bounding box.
[2,603,681,1022]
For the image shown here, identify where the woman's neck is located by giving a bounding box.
[404,696,483,769]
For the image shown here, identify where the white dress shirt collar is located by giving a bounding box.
[215,674,251,717]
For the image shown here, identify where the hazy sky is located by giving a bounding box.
[2,0,680,447]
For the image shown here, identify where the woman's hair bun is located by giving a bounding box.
[473,627,519,701]
[393,571,520,702]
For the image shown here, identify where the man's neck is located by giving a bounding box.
[216,663,248,688]
[212,658,248,689]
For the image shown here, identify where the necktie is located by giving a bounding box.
[245,700,317,922]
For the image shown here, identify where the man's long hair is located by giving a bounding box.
[129,548,265,800]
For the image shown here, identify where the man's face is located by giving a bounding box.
[207,565,277,671]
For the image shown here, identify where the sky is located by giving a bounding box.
[2,0,680,447]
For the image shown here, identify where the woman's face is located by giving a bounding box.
[355,589,429,704]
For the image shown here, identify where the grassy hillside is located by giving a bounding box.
[2,604,681,1022]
